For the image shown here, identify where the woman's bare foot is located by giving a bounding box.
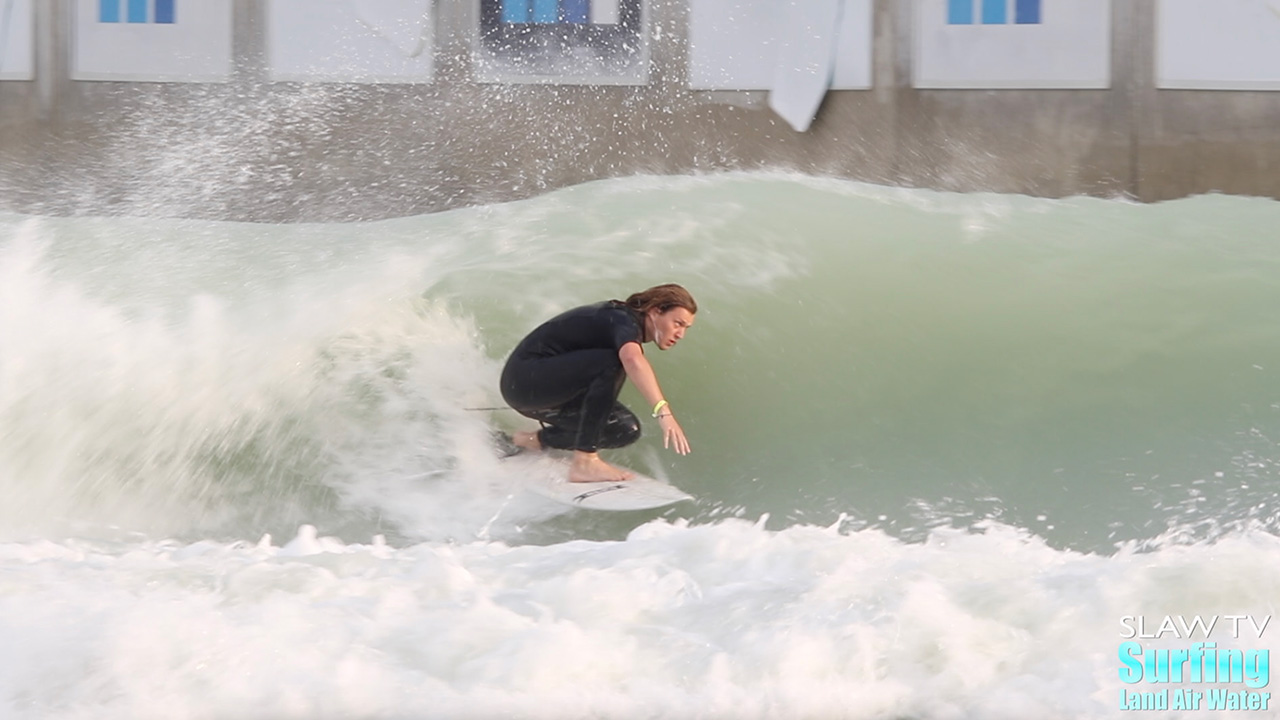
[568,452,634,483]
[512,431,543,452]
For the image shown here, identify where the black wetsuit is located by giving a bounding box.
[500,301,644,453]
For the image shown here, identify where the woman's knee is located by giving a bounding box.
[599,409,641,449]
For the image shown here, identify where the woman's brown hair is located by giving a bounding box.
[621,284,698,316]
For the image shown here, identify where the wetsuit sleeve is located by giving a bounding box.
[606,307,643,352]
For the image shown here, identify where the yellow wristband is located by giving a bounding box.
[651,400,669,417]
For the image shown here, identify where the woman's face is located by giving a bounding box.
[647,307,696,351]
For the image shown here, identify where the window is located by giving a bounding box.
[98,0,175,24]
[475,0,648,83]
[947,0,1041,25]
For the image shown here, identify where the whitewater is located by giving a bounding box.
[2,173,1280,718]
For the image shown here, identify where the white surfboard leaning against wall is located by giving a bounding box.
[687,0,873,131]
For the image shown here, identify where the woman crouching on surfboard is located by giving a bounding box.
[500,284,696,483]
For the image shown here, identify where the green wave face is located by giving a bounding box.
[4,174,1280,550]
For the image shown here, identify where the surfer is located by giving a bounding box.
[500,284,696,483]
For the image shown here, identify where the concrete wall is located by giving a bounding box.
[1,0,1278,222]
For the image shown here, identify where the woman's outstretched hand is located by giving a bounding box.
[657,412,691,455]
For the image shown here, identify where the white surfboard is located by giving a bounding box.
[505,453,694,511]
[768,0,845,132]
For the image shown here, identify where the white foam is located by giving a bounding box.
[1,520,1277,719]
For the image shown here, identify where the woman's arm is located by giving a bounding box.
[618,342,691,455]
